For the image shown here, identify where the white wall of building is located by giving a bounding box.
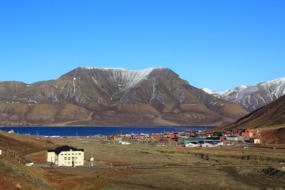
[47,149,84,166]
[47,152,56,163]
[57,150,84,167]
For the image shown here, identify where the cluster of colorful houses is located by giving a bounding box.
[45,128,260,167]
[110,128,261,147]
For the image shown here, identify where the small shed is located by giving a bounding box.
[185,143,200,147]
[250,138,261,144]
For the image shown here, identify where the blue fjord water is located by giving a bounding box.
[0,126,214,136]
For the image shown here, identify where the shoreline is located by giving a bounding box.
[0,126,214,137]
[0,125,215,128]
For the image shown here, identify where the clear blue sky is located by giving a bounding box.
[0,0,284,92]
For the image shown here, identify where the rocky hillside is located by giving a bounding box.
[215,95,285,143]
[0,130,56,189]
[0,67,247,126]
[203,78,285,112]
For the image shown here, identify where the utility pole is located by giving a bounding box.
[90,148,94,167]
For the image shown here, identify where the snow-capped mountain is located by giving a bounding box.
[0,67,247,126]
[203,78,285,112]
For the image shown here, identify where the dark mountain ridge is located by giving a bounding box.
[217,95,285,130]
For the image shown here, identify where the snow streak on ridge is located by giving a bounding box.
[80,67,168,90]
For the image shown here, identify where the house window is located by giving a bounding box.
[64,157,67,160]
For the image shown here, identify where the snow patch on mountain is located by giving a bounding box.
[81,67,168,90]
[258,77,285,99]
[202,77,285,112]
[201,88,214,94]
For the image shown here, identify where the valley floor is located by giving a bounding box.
[19,136,285,190]
[1,130,285,190]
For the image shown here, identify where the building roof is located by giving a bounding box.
[48,145,84,155]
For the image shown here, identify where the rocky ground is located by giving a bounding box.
[1,131,285,190]
[22,136,285,190]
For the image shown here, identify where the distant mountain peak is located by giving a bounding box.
[200,88,214,94]
[68,67,175,91]
[202,77,285,112]
[78,67,169,72]
[235,85,247,90]
[259,77,285,86]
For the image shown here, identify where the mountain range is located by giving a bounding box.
[0,67,247,126]
[202,78,285,112]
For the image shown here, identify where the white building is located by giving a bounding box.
[118,141,131,145]
[47,145,84,167]
[185,143,200,147]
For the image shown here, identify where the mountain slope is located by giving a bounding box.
[0,67,247,126]
[219,95,285,129]
[215,95,285,143]
[203,78,285,112]
[0,130,56,189]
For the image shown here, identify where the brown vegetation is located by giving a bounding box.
[1,129,285,189]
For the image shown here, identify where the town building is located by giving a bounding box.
[250,138,261,144]
[242,129,254,138]
[226,136,239,141]
[47,145,84,167]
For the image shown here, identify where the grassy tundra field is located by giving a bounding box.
[1,131,285,190]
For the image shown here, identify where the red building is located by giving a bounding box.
[242,129,253,138]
